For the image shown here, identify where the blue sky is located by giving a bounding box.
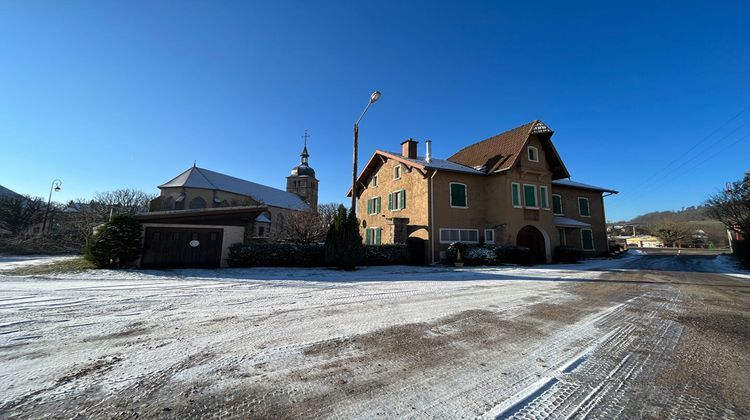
[1,1,748,221]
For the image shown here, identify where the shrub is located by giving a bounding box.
[84,215,142,268]
[324,205,364,270]
[554,246,582,263]
[445,242,469,264]
[363,244,408,266]
[505,246,533,265]
[733,239,750,267]
[464,247,497,266]
[227,242,324,267]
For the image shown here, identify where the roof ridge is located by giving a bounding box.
[449,120,537,159]
[193,167,220,190]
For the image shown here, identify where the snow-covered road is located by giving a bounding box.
[1,252,748,418]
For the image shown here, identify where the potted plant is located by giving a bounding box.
[455,249,464,268]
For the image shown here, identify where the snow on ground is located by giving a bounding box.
[0,255,77,271]
[711,254,750,280]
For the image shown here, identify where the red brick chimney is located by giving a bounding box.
[401,138,418,159]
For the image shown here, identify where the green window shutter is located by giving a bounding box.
[401,190,406,209]
[365,228,371,245]
[582,229,594,250]
[579,198,590,216]
[553,195,562,214]
[388,193,393,210]
[512,184,520,207]
[524,185,537,208]
[540,186,548,209]
[376,228,381,245]
[451,184,467,207]
[375,197,380,213]
[367,199,372,214]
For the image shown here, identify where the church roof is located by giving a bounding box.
[0,185,21,199]
[159,166,310,211]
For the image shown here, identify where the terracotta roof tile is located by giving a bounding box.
[447,121,538,172]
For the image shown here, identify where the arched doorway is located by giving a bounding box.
[516,225,547,263]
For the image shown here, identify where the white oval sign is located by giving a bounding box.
[189,240,200,247]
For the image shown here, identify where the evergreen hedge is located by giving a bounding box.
[554,246,583,263]
[226,242,324,267]
[324,205,363,270]
[362,244,408,265]
[84,215,142,268]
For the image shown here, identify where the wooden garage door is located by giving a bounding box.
[141,227,224,268]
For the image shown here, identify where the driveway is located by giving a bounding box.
[0,251,748,418]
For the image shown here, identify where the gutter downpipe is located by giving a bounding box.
[429,168,438,264]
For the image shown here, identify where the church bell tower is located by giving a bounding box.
[286,130,319,211]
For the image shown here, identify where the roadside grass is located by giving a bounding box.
[3,257,95,276]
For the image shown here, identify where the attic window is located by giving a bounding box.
[370,175,378,187]
[528,146,539,162]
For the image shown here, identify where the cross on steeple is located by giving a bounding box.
[302,130,310,147]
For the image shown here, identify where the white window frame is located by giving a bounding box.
[558,228,566,246]
[449,182,468,208]
[484,229,495,244]
[365,227,382,245]
[581,228,595,250]
[552,194,564,215]
[393,165,401,180]
[511,182,522,208]
[439,228,480,244]
[540,185,550,210]
[367,197,380,215]
[370,175,378,188]
[391,189,405,211]
[578,197,591,218]
[528,146,539,162]
[523,184,538,209]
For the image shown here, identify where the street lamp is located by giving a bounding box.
[41,179,62,234]
[352,91,381,213]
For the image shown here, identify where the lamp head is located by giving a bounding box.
[54,186,61,192]
[370,91,381,104]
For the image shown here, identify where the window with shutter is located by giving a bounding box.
[578,197,591,217]
[450,183,467,207]
[365,228,372,245]
[388,193,393,210]
[401,190,406,209]
[552,194,563,215]
[581,229,594,250]
[511,183,521,208]
[540,186,549,209]
[523,184,538,208]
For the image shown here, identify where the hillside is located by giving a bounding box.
[614,205,729,248]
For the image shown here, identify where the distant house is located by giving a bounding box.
[625,235,663,248]
[350,120,617,264]
[137,143,319,268]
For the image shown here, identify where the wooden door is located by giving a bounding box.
[141,227,223,268]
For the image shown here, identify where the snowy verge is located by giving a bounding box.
[712,254,750,280]
[0,255,78,271]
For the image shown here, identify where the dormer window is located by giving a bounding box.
[528,146,539,162]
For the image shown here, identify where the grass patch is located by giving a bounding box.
[3,257,95,276]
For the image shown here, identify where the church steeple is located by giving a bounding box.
[286,130,319,211]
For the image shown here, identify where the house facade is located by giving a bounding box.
[351,120,617,263]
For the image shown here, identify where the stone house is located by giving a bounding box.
[350,120,617,263]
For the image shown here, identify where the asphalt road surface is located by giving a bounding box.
[0,251,748,419]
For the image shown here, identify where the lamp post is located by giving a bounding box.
[352,91,381,214]
[41,179,62,234]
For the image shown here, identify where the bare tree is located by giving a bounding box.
[91,189,156,219]
[0,195,45,236]
[651,220,692,247]
[281,203,344,244]
[281,211,327,244]
[705,172,750,240]
[318,203,342,232]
